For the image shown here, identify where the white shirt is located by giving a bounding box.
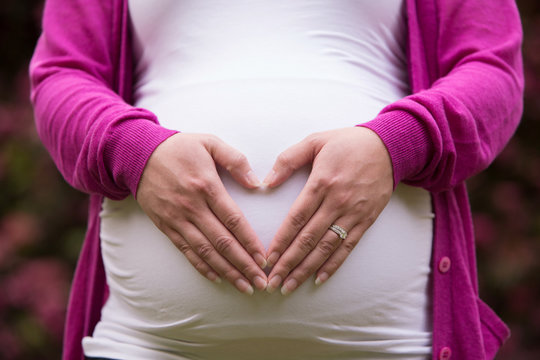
[84,1,434,359]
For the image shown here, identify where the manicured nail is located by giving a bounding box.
[266,275,282,293]
[315,272,329,286]
[254,253,268,269]
[245,170,261,187]
[262,170,276,187]
[253,276,268,291]
[267,252,280,268]
[236,278,254,295]
[207,272,222,284]
[281,278,298,296]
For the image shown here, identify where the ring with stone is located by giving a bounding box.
[328,224,348,240]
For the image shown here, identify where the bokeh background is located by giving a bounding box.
[0,0,538,359]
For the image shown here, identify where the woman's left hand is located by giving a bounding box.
[264,127,394,294]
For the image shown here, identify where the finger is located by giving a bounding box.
[164,226,221,284]
[265,176,326,269]
[206,136,261,188]
[191,207,268,290]
[176,222,258,295]
[205,181,268,270]
[280,216,356,295]
[262,135,319,188]
[266,198,337,293]
[314,223,367,286]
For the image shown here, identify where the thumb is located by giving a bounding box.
[263,137,317,188]
[206,136,261,189]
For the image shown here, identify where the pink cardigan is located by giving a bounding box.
[30,0,524,359]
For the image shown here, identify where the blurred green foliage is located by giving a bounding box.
[0,0,538,359]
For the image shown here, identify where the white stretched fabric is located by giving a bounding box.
[83,1,434,359]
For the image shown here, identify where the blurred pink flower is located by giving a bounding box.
[0,102,35,140]
[0,212,40,265]
[4,259,70,339]
[0,326,22,360]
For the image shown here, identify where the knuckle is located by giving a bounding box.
[154,216,167,231]
[292,267,311,282]
[297,232,318,252]
[303,181,321,198]
[196,243,215,260]
[223,268,240,282]
[214,235,234,254]
[193,261,208,274]
[289,211,308,230]
[203,133,219,147]
[223,212,243,232]
[187,177,210,193]
[230,152,248,168]
[318,239,337,257]
[239,263,256,277]
[324,259,341,273]
[365,213,377,226]
[312,176,333,190]
[203,182,219,199]
[177,242,192,254]
[191,179,220,200]
[276,152,293,170]
[342,240,356,254]
[333,191,351,208]
[306,132,322,144]
[279,257,297,275]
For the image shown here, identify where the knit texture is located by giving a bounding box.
[29,0,523,359]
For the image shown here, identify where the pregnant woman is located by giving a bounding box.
[30,0,523,359]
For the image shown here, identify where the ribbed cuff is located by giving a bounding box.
[105,116,178,197]
[357,110,432,187]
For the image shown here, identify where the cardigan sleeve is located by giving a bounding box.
[29,0,177,200]
[360,0,524,193]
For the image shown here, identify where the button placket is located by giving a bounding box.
[439,346,452,360]
[438,256,451,273]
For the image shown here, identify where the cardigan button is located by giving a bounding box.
[439,346,452,360]
[438,256,451,273]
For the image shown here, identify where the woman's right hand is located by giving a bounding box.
[136,133,268,294]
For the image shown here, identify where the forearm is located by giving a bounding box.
[360,0,523,192]
[29,0,177,199]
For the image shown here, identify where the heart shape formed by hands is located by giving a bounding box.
[216,127,394,295]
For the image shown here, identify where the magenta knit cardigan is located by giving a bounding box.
[30,0,524,359]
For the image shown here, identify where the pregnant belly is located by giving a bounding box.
[97,80,433,356]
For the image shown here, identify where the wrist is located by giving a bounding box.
[105,117,178,198]
[357,110,432,188]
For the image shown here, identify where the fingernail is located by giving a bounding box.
[281,278,298,296]
[266,275,282,294]
[245,170,261,187]
[207,272,222,284]
[315,272,329,286]
[267,252,280,268]
[254,253,268,269]
[253,276,267,291]
[236,278,254,295]
[262,170,276,187]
